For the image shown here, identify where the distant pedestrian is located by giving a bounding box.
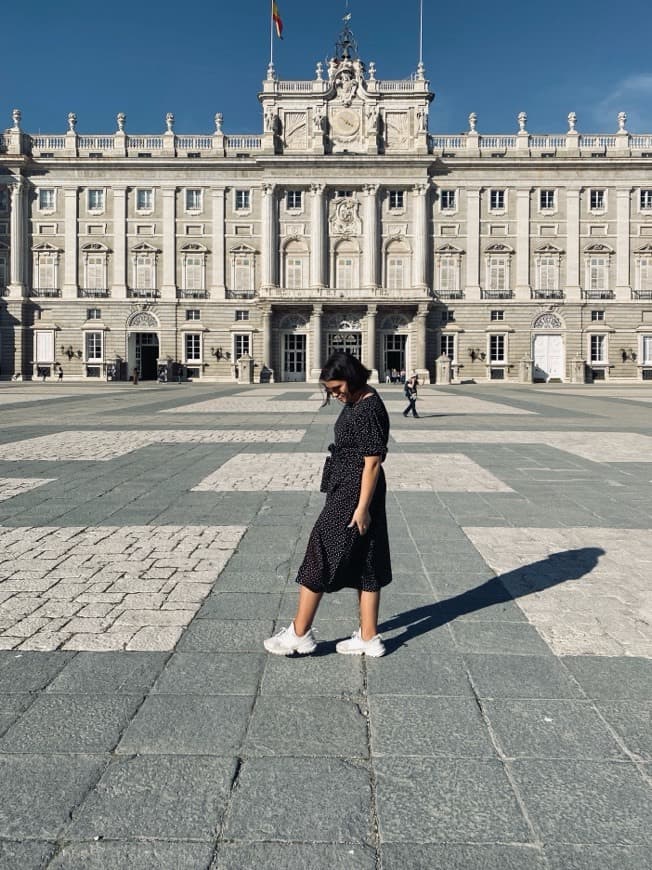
[403,375,419,418]
[57,365,63,382]
[264,351,392,658]
[132,367,139,385]
[40,367,48,383]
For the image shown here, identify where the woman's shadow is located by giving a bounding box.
[379,547,606,654]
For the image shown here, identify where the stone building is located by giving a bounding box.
[1,20,652,383]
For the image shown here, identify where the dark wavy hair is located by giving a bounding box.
[319,351,371,405]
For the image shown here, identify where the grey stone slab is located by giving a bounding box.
[246,696,368,757]
[0,650,74,692]
[224,757,371,843]
[510,760,652,844]
[215,843,377,870]
[381,844,547,870]
[261,652,364,697]
[385,571,434,593]
[464,653,584,699]
[0,754,107,839]
[544,845,652,870]
[117,693,252,754]
[366,649,474,696]
[483,699,627,760]
[450,621,552,655]
[214,570,290,592]
[46,651,168,694]
[375,757,530,843]
[152,652,264,694]
[66,755,237,841]
[596,701,652,761]
[0,840,56,870]
[177,619,275,652]
[0,694,143,753]
[0,694,34,736]
[196,592,282,619]
[562,656,652,700]
[48,841,215,870]
[369,696,496,758]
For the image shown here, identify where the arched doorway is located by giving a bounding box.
[532,312,565,382]
[126,310,160,381]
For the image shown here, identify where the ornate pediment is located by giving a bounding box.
[180,243,207,252]
[131,242,159,253]
[485,243,514,254]
[584,243,613,254]
[535,243,563,254]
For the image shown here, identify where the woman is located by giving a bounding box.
[402,374,419,418]
[264,352,392,657]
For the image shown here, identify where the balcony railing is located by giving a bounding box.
[532,289,565,300]
[78,288,110,298]
[177,289,210,299]
[481,289,514,300]
[127,288,161,299]
[582,289,615,300]
[257,286,432,300]
[632,289,652,300]
[31,288,61,298]
[432,289,465,300]
[226,288,257,299]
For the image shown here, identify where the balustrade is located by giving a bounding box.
[78,288,110,298]
[177,289,210,299]
[31,288,61,297]
[127,288,161,299]
[582,289,615,300]
[531,289,565,300]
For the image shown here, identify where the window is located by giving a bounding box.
[234,253,253,291]
[637,256,652,292]
[286,257,304,289]
[0,254,6,288]
[235,189,250,211]
[185,189,202,212]
[437,256,460,294]
[184,333,202,363]
[387,257,405,289]
[234,333,251,359]
[588,257,608,291]
[540,190,555,210]
[39,189,56,211]
[87,308,101,320]
[336,190,353,198]
[0,189,8,212]
[490,310,505,321]
[134,252,155,289]
[590,334,606,363]
[85,331,103,362]
[36,252,57,289]
[537,255,559,291]
[185,309,201,321]
[489,334,506,362]
[640,190,652,210]
[286,190,302,209]
[336,256,354,289]
[136,189,153,211]
[442,309,455,323]
[183,255,204,291]
[642,335,652,364]
[440,190,456,210]
[388,191,404,210]
[489,190,505,211]
[87,189,104,211]
[235,309,249,321]
[487,256,508,291]
[591,310,605,321]
[85,255,106,289]
[440,333,455,360]
[590,189,606,210]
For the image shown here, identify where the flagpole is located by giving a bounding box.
[419,0,423,68]
[270,0,274,69]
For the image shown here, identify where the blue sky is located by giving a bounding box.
[4,0,652,136]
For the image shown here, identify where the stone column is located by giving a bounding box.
[565,188,581,298]
[365,303,378,382]
[415,305,428,372]
[310,303,323,381]
[310,183,326,288]
[261,305,273,380]
[515,188,531,295]
[161,188,176,298]
[8,175,25,294]
[362,184,379,289]
[616,188,631,295]
[62,187,78,297]
[112,187,127,297]
[211,187,226,298]
[261,183,277,289]
[465,188,481,295]
[412,183,429,290]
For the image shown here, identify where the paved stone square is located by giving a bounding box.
[0,380,650,869]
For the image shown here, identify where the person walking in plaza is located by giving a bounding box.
[56,364,63,382]
[264,351,392,657]
[403,374,419,418]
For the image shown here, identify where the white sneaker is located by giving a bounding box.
[336,629,385,657]
[264,622,317,656]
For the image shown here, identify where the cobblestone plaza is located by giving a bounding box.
[0,381,650,868]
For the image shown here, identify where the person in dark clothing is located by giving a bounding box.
[403,375,419,418]
[264,352,392,658]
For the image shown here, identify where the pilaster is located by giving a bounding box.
[7,175,25,296]
[111,187,127,296]
[161,187,176,297]
[515,188,531,294]
[565,188,581,298]
[310,184,326,289]
[261,183,277,289]
[362,184,379,289]
[310,303,323,381]
[412,183,429,290]
[62,187,78,298]
[465,188,481,295]
[616,188,631,294]
[365,303,379,383]
[211,188,226,298]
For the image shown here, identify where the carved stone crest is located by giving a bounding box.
[329,197,361,236]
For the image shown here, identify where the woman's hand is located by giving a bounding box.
[349,507,372,536]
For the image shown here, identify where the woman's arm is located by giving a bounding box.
[349,455,382,535]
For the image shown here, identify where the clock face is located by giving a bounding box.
[332,109,360,138]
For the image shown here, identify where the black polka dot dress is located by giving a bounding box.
[296,389,392,593]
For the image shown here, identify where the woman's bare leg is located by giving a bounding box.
[293,585,323,636]
[359,590,380,640]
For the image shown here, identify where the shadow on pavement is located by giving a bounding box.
[379,547,605,654]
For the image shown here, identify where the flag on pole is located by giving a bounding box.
[272,1,283,38]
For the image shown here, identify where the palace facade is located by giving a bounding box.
[2,22,652,383]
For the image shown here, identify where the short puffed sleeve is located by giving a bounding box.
[355,396,389,459]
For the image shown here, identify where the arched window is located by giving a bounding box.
[334,240,359,290]
[283,240,308,290]
[435,245,463,297]
[634,245,652,294]
[81,243,109,292]
[230,245,256,295]
[131,243,158,292]
[181,244,207,291]
[32,243,60,292]
[385,239,410,289]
